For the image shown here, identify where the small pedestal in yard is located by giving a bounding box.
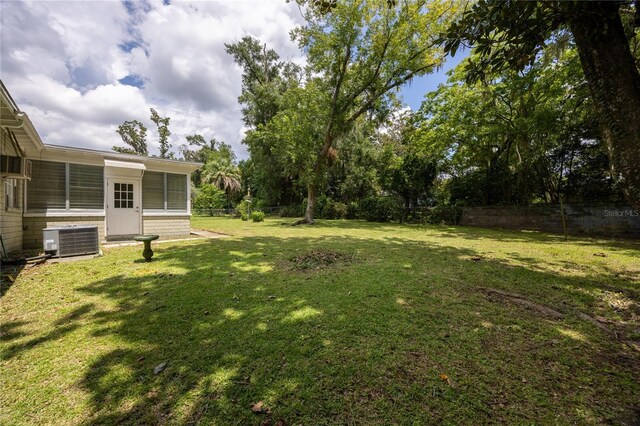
[133,235,159,261]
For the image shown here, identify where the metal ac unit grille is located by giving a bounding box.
[43,225,99,257]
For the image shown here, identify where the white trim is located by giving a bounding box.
[44,144,201,170]
[187,178,191,214]
[163,172,167,210]
[65,163,70,210]
[106,177,142,236]
[104,159,146,170]
[143,211,191,217]
[24,210,105,217]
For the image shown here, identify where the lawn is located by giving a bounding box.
[1,217,639,425]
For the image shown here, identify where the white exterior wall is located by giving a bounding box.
[142,215,191,237]
[1,132,24,254]
[0,180,24,254]
[23,216,105,249]
[22,214,191,249]
[19,145,199,245]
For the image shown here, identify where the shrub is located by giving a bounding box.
[251,210,265,222]
[427,204,462,225]
[192,184,227,211]
[359,196,403,222]
[236,200,251,219]
[279,204,305,217]
[314,195,330,219]
[404,208,430,224]
[346,202,359,219]
[324,200,347,219]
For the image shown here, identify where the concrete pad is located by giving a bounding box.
[47,252,103,263]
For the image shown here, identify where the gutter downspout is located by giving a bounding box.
[0,112,26,130]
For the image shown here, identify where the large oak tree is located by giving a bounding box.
[288,0,460,223]
[441,0,640,210]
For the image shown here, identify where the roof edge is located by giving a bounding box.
[21,114,45,151]
[44,144,203,170]
[0,80,20,112]
[1,80,45,151]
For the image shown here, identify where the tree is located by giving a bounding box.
[441,0,640,210]
[283,0,459,223]
[203,162,242,194]
[179,135,223,187]
[113,120,148,156]
[199,139,242,206]
[377,112,437,208]
[226,37,304,206]
[180,134,219,162]
[192,184,227,210]
[225,36,302,128]
[325,120,381,203]
[150,108,172,159]
[414,45,621,206]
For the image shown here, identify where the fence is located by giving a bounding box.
[192,206,282,217]
[459,204,640,239]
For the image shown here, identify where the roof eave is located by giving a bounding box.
[21,114,45,151]
[43,144,203,171]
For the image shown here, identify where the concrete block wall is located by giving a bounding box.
[23,216,106,249]
[459,204,640,239]
[142,216,191,238]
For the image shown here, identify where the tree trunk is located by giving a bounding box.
[298,132,336,225]
[568,2,640,211]
[303,183,316,224]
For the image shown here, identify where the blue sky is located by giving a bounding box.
[1,0,467,159]
[400,49,468,110]
[0,0,305,158]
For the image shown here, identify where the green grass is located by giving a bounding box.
[2,217,639,425]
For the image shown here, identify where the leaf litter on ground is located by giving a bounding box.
[287,249,357,271]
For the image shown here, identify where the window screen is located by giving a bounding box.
[28,160,66,210]
[142,171,164,209]
[69,164,103,209]
[166,173,187,210]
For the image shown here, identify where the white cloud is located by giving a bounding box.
[0,0,305,158]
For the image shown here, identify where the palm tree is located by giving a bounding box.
[202,159,242,208]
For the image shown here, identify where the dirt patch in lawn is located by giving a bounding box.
[286,249,356,272]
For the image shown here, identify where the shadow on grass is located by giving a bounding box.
[1,262,26,298]
[259,218,640,254]
[8,231,640,424]
[69,233,640,424]
[0,319,30,343]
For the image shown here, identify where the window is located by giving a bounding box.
[28,160,104,211]
[3,178,18,209]
[27,160,66,210]
[69,164,104,209]
[114,183,134,208]
[167,174,187,210]
[142,171,164,209]
[142,172,187,211]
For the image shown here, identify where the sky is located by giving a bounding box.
[1,0,465,160]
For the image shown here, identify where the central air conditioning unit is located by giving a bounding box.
[0,155,32,180]
[43,225,100,258]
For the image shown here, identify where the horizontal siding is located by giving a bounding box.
[0,177,24,254]
[143,216,190,237]
[18,215,192,249]
[23,216,105,249]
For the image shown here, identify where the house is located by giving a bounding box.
[1,81,202,256]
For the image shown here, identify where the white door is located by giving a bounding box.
[107,179,141,236]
